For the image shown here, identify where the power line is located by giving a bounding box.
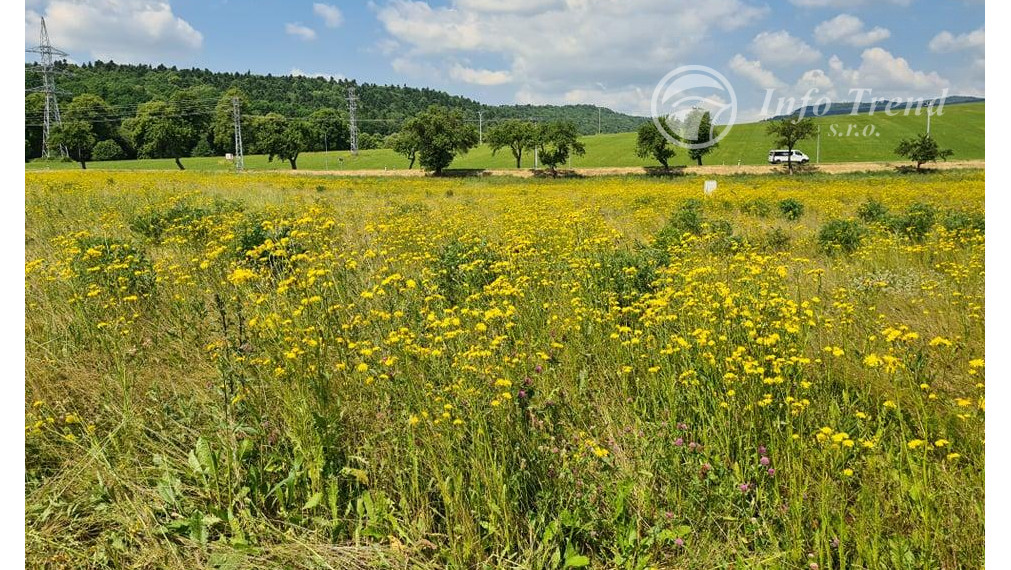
[347,86,359,156]
[232,96,244,172]
[25,18,67,159]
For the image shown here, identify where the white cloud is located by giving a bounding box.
[929,27,984,52]
[376,0,768,112]
[24,0,202,63]
[789,0,911,6]
[820,48,949,97]
[454,0,565,13]
[312,3,343,28]
[290,68,344,81]
[814,14,890,47]
[750,31,821,67]
[285,23,317,41]
[516,85,652,116]
[729,54,787,90]
[448,64,512,85]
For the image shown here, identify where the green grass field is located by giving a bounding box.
[27,102,984,172]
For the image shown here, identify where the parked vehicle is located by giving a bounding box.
[768,149,810,164]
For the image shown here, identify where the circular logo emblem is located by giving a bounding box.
[650,65,737,150]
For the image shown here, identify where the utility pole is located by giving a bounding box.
[926,101,934,135]
[347,86,359,156]
[816,125,821,164]
[26,17,68,159]
[478,110,484,145]
[597,107,601,135]
[232,97,244,172]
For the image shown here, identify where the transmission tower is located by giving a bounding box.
[347,86,359,156]
[26,17,68,159]
[232,97,245,171]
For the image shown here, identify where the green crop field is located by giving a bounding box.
[26,103,983,172]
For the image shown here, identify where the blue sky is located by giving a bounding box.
[25,0,984,118]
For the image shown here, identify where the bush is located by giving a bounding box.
[856,199,889,223]
[595,248,659,305]
[889,202,936,241]
[778,198,804,221]
[434,238,500,305]
[192,138,216,157]
[764,227,792,251]
[130,202,210,241]
[941,210,985,234]
[818,219,867,255]
[656,200,705,244]
[740,198,772,218]
[72,237,155,295]
[91,139,124,161]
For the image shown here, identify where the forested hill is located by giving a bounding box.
[25,61,646,136]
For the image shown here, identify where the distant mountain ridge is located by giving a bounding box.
[24,61,646,136]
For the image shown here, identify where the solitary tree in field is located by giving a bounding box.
[537,120,585,176]
[389,130,422,169]
[895,133,953,172]
[64,94,120,143]
[123,100,197,170]
[686,109,718,166]
[49,121,96,169]
[398,106,478,175]
[308,107,348,152]
[766,117,817,173]
[486,119,539,168]
[635,117,676,171]
[257,113,313,169]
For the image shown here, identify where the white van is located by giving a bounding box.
[768,149,810,164]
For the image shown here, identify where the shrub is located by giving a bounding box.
[91,140,124,161]
[595,247,659,305]
[778,198,804,221]
[130,202,210,241]
[889,202,936,241]
[192,138,216,157]
[434,238,500,305]
[72,236,155,295]
[941,210,985,234]
[856,199,889,223]
[740,198,772,218]
[818,219,867,254]
[764,227,792,251]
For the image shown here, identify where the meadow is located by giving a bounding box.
[25,170,984,568]
[25,103,984,173]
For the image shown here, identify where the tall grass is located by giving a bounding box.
[26,170,984,568]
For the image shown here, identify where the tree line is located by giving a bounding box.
[25,61,645,155]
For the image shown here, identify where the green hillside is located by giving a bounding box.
[27,102,983,172]
[25,61,645,140]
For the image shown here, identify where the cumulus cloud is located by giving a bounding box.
[814,14,890,47]
[791,48,950,103]
[290,68,344,81]
[789,0,911,6]
[285,23,317,41]
[929,27,984,52]
[750,31,821,67]
[313,3,344,28]
[729,54,787,90]
[376,0,768,111]
[448,64,512,85]
[24,0,202,63]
